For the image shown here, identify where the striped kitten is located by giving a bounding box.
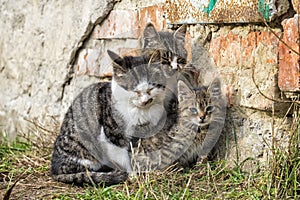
[176,75,226,167]
[142,23,187,72]
[142,23,187,96]
[50,51,175,185]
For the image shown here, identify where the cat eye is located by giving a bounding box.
[134,90,142,96]
[146,88,154,94]
[149,83,165,89]
[177,57,186,64]
[189,107,198,115]
[205,106,215,113]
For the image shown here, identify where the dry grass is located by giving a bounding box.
[0,105,299,199]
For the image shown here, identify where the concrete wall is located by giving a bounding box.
[0,0,299,170]
[0,0,118,139]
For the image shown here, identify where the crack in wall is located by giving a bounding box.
[59,0,119,102]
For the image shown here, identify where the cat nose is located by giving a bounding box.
[171,62,177,70]
[198,112,205,122]
[141,98,153,106]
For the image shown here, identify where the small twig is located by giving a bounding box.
[24,118,58,134]
[3,171,28,200]
[80,151,96,187]
[260,15,300,56]
[251,59,300,105]
[181,174,192,200]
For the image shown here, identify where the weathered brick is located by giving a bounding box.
[210,28,281,111]
[210,30,279,69]
[76,49,101,76]
[139,4,166,35]
[92,10,139,39]
[97,39,140,77]
[278,15,300,92]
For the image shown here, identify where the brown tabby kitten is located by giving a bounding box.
[51,51,175,185]
[176,75,226,167]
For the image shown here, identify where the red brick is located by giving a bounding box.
[210,30,279,68]
[209,32,241,67]
[92,5,167,39]
[139,5,166,35]
[240,32,256,67]
[210,28,281,110]
[278,15,300,92]
[92,10,139,39]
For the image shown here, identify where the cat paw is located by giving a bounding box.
[196,156,208,165]
[129,171,137,178]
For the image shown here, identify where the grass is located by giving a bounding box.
[0,108,299,199]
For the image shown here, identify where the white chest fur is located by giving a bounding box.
[98,127,132,172]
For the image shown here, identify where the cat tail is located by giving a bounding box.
[51,170,128,186]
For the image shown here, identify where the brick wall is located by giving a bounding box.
[76,0,299,97]
[278,15,300,93]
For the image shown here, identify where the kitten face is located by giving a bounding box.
[177,80,203,125]
[108,50,167,109]
[142,23,187,73]
[130,81,165,108]
[108,50,172,137]
[178,78,222,127]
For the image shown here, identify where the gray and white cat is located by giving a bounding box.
[142,23,187,72]
[51,51,176,185]
[107,50,177,139]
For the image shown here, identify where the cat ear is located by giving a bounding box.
[107,50,126,76]
[174,25,186,44]
[107,50,123,65]
[178,80,193,102]
[143,23,162,49]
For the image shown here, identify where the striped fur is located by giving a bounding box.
[51,82,130,186]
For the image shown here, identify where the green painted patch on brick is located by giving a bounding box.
[203,0,218,15]
[258,0,270,21]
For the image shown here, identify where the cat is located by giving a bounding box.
[175,75,226,167]
[50,81,130,186]
[51,50,176,185]
[131,77,199,172]
[142,23,187,72]
[142,22,187,93]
